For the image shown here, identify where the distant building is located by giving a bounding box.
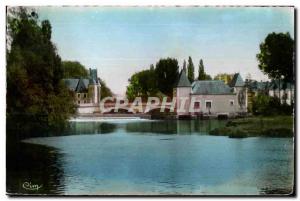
[268,80,294,105]
[174,70,247,118]
[63,68,101,113]
[245,79,294,107]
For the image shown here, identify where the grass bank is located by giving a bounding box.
[209,115,294,138]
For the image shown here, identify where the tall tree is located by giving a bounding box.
[256,32,294,104]
[183,60,187,73]
[155,58,179,96]
[7,8,76,136]
[150,64,154,71]
[198,59,205,80]
[256,32,294,82]
[187,56,194,82]
[198,59,212,80]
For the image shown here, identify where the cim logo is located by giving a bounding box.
[22,181,42,191]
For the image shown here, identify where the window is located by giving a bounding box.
[84,100,87,103]
[84,93,87,98]
[77,93,80,98]
[205,101,212,109]
[77,101,80,104]
[194,102,200,109]
[230,100,234,106]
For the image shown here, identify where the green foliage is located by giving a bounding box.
[197,59,212,80]
[187,56,194,82]
[126,68,158,101]
[256,32,294,82]
[126,58,179,100]
[155,58,179,96]
[61,60,113,99]
[7,8,76,136]
[183,60,187,72]
[198,59,205,80]
[205,74,212,80]
[213,73,233,84]
[99,79,113,100]
[210,116,293,138]
[62,61,88,78]
[251,93,292,116]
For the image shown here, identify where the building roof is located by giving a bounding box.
[89,77,96,85]
[269,80,294,90]
[89,68,98,84]
[63,68,100,92]
[229,73,244,87]
[246,80,294,91]
[63,79,79,91]
[246,81,270,91]
[176,69,191,87]
[191,80,234,95]
[63,78,90,93]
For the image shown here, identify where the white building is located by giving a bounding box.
[268,80,294,105]
[174,69,247,118]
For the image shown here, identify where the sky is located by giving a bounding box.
[36,6,294,95]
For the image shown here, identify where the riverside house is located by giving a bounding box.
[63,68,101,113]
[174,69,247,118]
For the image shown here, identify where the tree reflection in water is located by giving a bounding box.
[65,122,117,135]
[7,141,65,195]
[125,120,228,135]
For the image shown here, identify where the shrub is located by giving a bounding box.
[251,94,292,116]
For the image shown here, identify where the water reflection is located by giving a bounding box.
[7,119,294,195]
[64,122,117,135]
[6,141,65,195]
[125,120,227,134]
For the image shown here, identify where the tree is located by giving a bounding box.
[126,74,141,101]
[214,73,233,84]
[62,61,88,78]
[187,56,194,82]
[183,60,187,72]
[256,32,294,82]
[256,32,294,104]
[155,58,179,96]
[126,67,158,101]
[150,64,154,71]
[197,59,212,80]
[205,74,212,80]
[99,79,113,100]
[251,93,291,116]
[198,59,205,80]
[7,8,76,136]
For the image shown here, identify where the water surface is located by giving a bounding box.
[7,119,294,195]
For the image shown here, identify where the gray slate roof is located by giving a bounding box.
[63,78,90,92]
[89,68,98,84]
[246,80,294,91]
[176,69,191,87]
[63,79,79,91]
[269,80,294,90]
[191,80,234,95]
[246,81,270,91]
[229,73,244,87]
[63,68,99,92]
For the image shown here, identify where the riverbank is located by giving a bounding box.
[209,115,294,138]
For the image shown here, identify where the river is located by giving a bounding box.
[7,119,294,195]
